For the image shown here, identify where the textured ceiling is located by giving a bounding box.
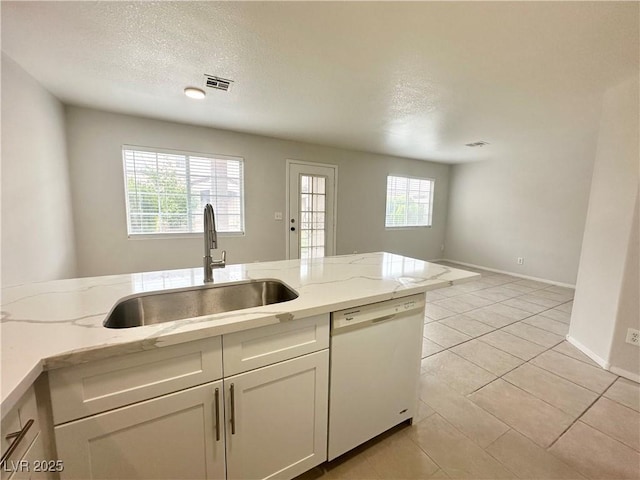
[2,1,638,163]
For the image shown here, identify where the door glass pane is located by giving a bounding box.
[299,174,327,260]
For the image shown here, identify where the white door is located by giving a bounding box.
[224,350,329,480]
[55,381,226,480]
[287,161,337,260]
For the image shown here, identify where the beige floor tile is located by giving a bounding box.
[518,293,565,308]
[406,414,515,479]
[468,379,573,447]
[425,303,457,320]
[604,377,640,412]
[539,308,572,324]
[513,279,551,289]
[549,421,640,479]
[502,321,565,348]
[324,448,381,480]
[479,330,547,361]
[435,286,468,298]
[531,350,617,393]
[486,430,586,479]
[542,285,575,297]
[445,280,493,293]
[440,315,495,338]
[428,470,451,479]
[523,315,570,336]
[464,308,518,329]
[503,363,598,418]
[480,275,517,286]
[500,283,540,294]
[471,287,521,303]
[528,288,574,303]
[477,303,533,321]
[426,290,448,302]
[421,351,496,395]
[453,294,495,309]
[552,342,600,367]
[414,399,436,423]
[362,430,440,479]
[433,297,483,314]
[420,374,510,448]
[422,337,446,358]
[451,339,524,376]
[554,301,573,313]
[581,397,640,451]
[424,323,471,348]
[501,298,549,314]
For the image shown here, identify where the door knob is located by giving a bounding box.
[290,227,296,232]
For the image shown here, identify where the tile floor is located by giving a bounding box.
[300,262,640,480]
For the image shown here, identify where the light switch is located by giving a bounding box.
[274,212,283,220]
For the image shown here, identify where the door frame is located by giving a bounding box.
[285,159,338,260]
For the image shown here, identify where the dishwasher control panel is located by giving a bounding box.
[331,293,425,330]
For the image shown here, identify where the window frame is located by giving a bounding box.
[122,145,246,238]
[384,174,435,229]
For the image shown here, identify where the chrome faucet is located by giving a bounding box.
[203,203,226,283]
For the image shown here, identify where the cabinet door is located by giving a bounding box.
[225,350,329,480]
[54,381,225,480]
[9,434,50,480]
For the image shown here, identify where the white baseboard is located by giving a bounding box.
[565,335,610,370]
[610,366,640,383]
[439,259,576,289]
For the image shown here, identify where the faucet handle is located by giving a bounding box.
[212,250,226,268]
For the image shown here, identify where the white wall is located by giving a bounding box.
[1,54,76,286]
[609,192,639,379]
[65,107,450,277]
[569,75,640,378]
[443,105,601,285]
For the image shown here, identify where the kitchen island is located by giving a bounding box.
[1,252,478,479]
[1,252,479,413]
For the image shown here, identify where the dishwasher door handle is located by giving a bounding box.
[371,314,396,323]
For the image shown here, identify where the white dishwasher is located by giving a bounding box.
[328,293,425,460]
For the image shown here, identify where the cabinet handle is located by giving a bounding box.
[230,383,236,435]
[214,388,221,442]
[1,419,34,466]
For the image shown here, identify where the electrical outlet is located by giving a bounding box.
[517,257,524,265]
[626,328,640,346]
[274,212,283,221]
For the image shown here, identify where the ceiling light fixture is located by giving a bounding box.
[184,87,206,100]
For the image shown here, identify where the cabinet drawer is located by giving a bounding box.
[1,387,40,480]
[49,336,222,424]
[223,314,329,376]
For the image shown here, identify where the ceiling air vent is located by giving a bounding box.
[204,74,233,92]
[465,141,489,147]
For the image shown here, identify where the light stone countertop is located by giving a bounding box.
[1,252,479,415]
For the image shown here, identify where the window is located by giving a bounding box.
[123,146,244,236]
[385,175,434,228]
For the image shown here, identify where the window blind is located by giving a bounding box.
[385,175,434,227]
[123,146,244,235]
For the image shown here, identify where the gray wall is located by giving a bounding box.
[65,106,450,277]
[1,54,76,286]
[570,75,640,378]
[443,113,600,285]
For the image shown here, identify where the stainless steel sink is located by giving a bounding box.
[103,279,299,328]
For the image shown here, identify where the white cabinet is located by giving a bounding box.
[224,350,328,480]
[55,381,225,480]
[1,386,47,480]
[10,435,51,480]
[49,337,223,424]
[51,314,330,480]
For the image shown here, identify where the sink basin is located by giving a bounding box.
[103,279,299,328]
